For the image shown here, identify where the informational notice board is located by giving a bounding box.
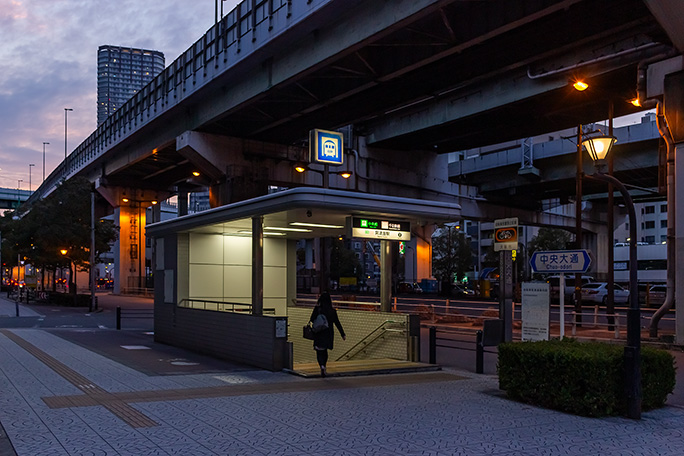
[521,282,550,341]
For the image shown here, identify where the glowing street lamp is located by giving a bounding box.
[582,132,641,419]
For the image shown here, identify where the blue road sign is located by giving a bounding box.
[310,129,344,165]
[529,249,591,273]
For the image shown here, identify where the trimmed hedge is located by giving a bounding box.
[498,339,675,417]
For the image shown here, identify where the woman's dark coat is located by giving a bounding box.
[310,306,345,350]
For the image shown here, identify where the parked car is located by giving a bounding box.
[398,282,423,294]
[547,275,594,301]
[643,284,667,307]
[580,282,629,304]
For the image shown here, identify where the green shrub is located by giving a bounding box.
[498,339,675,417]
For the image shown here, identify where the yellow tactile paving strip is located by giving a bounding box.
[1,329,463,430]
[43,371,463,409]
[0,329,158,428]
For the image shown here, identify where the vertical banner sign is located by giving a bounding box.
[494,217,518,251]
[521,282,550,341]
[310,129,344,166]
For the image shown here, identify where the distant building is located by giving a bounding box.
[97,45,165,125]
[189,191,211,214]
[614,201,668,246]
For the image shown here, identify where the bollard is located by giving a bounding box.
[116,306,122,330]
[476,330,484,374]
[15,301,19,317]
[594,305,599,326]
[429,326,437,364]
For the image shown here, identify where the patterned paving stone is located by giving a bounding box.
[1,328,684,455]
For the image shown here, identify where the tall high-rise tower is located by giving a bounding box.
[97,45,165,125]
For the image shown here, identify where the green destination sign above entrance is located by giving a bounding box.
[349,217,411,241]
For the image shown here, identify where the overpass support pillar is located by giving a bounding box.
[665,71,684,344]
[112,205,147,295]
[412,225,436,284]
[95,181,167,295]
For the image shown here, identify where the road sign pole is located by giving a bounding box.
[559,273,565,339]
[499,250,513,342]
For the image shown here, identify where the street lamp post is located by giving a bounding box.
[28,164,35,192]
[64,108,73,179]
[582,133,641,420]
[42,142,49,183]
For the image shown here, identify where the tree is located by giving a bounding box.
[432,225,473,287]
[1,177,118,292]
[527,227,573,257]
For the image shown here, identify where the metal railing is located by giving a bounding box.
[336,319,406,361]
[571,309,622,339]
[293,297,381,310]
[178,298,275,315]
[122,287,154,297]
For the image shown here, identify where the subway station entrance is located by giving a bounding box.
[147,188,460,373]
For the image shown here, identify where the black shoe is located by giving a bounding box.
[320,366,326,377]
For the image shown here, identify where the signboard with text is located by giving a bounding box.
[494,217,518,251]
[349,217,411,241]
[521,282,550,341]
[529,249,591,273]
[310,129,344,165]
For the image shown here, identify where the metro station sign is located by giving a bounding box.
[310,129,344,165]
[349,217,411,241]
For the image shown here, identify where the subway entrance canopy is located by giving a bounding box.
[148,187,460,239]
[147,188,460,371]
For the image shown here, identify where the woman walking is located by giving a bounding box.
[309,292,345,377]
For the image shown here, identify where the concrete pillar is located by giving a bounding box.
[413,225,436,282]
[675,142,684,343]
[404,238,417,283]
[664,71,684,343]
[113,205,147,294]
[150,203,162,224]
[287,240,298,307]
[380,240,392,312]
[178,190,188,216]
[252,216,264,315]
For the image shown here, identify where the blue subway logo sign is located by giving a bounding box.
[310,129,344,165]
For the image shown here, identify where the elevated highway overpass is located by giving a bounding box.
[30,0,677,207]
[449,115,664,211]
[22,0,684,334]
[0,188,31,210]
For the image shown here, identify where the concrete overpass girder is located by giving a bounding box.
[95,179,171,209]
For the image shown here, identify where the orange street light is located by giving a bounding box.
[572,80,588,91]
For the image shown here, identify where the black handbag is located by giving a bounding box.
[303,324,315,340]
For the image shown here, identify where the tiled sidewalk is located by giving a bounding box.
[0,328,683,455]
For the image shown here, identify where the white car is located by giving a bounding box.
[581,282,629,304]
